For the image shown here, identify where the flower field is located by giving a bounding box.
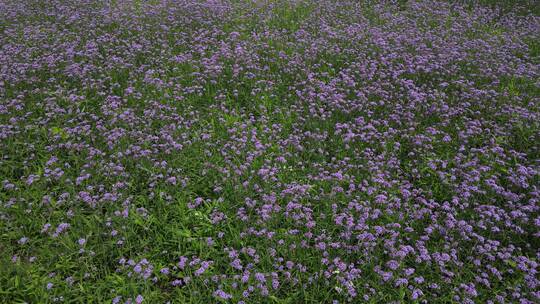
[1,0,539,303]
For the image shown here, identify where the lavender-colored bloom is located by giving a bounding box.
[178,256,188,269]
[213,289,232,300]
[254,272,266,283]
[230,259,243,270]
[195,261,212,276]
[52,223,70,238]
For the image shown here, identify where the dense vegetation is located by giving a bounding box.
[1,0,539,303]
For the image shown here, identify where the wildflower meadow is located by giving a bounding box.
[1,0,539,303]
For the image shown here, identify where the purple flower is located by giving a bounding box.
[213,289,232,300]
[178,256,188,269]
[52,223,70,238]
[230,259,243,270]
[195,261,212,276]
